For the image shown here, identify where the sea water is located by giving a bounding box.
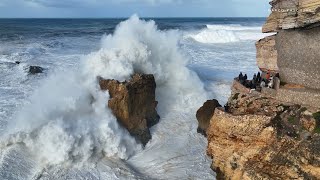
[0,16,266,180]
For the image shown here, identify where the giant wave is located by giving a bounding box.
[0,15,214,179]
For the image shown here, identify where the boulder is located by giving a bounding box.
[28,66,43,74]
[99,74,160,146]
[196,99,221,136]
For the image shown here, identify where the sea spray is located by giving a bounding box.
[1,15,207,172]
[185,24,265,44]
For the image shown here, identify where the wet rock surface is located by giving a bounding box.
[28,66,44,74]
[99,73,160,146]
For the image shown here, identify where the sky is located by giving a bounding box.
[0,0,271,18]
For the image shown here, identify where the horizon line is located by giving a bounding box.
[0,16,268,19]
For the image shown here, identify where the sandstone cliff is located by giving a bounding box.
[99,74,160,146]
[206,90,320,179]
[260,0,320,91]
[255,35,278,72]
[201,0,320,179]
[263,0,320,33]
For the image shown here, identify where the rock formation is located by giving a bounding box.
[263,0,320,33]
[196,99,221,136]
[99,74,160,146]
[206,90,320,179]
[201,0,320,179]
[28,66,44,74]
[255,35,278,72]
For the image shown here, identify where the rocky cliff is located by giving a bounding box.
[258,0,320,90]
[255,35,278,72]
[263,0,320,33]
[99,74,160,146]
[201,0,320,179]
[206,90,320,179]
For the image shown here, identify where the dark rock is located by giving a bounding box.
[196,99,221,136]
[15,61,21,65]
[99,73,160,146]
[28,66,43,74]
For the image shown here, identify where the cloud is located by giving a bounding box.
[0,0,269,18]
[21,0,210,8]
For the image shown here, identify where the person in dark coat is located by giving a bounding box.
[238,72,243,81]
[257,72,261,83]
[244,74,247,81]
[252,73,257,89]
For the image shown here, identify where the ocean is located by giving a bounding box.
[0,16,266,179]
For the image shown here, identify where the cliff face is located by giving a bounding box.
[258,0,320,90]
[206,90,320,180]
[99,74,160,145]
[276,27,320,89]
[263,0,320,33]
[203,0,320,179]
[256,35,278,72]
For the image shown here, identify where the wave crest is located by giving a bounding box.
[1,15,207,171]
[186,24,264,44]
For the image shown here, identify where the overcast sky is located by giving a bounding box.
[0,0,271,18]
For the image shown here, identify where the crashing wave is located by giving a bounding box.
[186,24,264,44]
[0,14,207,174]
[187,29,240,44]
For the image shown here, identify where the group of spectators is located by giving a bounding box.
[238,71,279,90]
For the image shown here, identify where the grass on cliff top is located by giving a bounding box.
[313,112,320,134]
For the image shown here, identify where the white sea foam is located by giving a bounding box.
[186,24,265,44]
[206,24,261,31]
[1,14,208,176]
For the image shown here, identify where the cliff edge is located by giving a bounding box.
[200,0,320,179]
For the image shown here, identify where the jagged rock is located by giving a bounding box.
[15,61,20,65]
[226,91,279,116]
[256,35,278,72]
[263,0,320,33]
[99,74,160,146]
[196,99,221,136]
[28,66,43,74]
[206,92,320,179]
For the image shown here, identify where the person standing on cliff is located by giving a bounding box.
[252,73,257,89]
[266,71,271,80]
[257,72,261,83]
[238,72,243,81]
